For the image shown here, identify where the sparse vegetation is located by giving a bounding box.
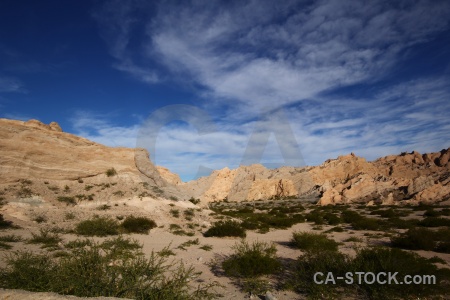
[64,212,76,220]
[0,214,13,229]
[105,167,117,177]
[199,244,213,251]
[287,247,450,299]
[113,190,125,197]
[189,197,201,205]
[28,229,62,249]
[291,231,339,252]
[170,209,180,218]
[177,238,200,250]
[96,204,111,210]
[0,234,22,242]
[75,216,119,236]
[33,214,47,223]
[204,220,246,238]
[391,228,450,253]
[121,216,157,234]
[222,240,281,278]
[57,196,76,206]
[0,236,217,299]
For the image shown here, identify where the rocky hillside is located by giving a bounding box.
[0,118,184,205]
[182,150,450,205]
[0,118,449,206]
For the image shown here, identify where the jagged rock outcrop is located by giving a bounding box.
[183,148,450,205]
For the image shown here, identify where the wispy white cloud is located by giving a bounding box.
[70,111,139,148]
[88,0,450,179]
[0,75,24,93]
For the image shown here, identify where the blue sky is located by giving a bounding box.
[1,0,450,181]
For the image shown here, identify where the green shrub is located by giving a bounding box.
[204,220,246,238]
[0,241,12,249]
[291,231,339,252]
[28,229,62,249]
[170,209,180,218]
[0,237,216,299]
[189,197,201,205]
[121,216,157,234]
[286,247,450,299]
[33,215,47,223]
[64,212,76,220]
[57,196,76,206]
[199,244,213,251]
[113,190,124,197]
[0,234,22,242]
[105,168,117,177]
[352,247,448,299]
[419,217,450,227]
[75,217,119,236]
[222,240,281,278]
[287,250,350,298]
[391,228,436,251]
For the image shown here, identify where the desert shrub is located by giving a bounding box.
[441,208,450,216]
[170,209,180,218]
[17,186,33,198]
[121,216,157,234]
[423,209,441,217]
[286,247,450,299]
[0,241,12,249]
[105,168,117,177]
[57,196,76,206]
[169,196,178,201]
[113,190,124,197]
[325,226,344,233]
[291,231,339,252]
[323,212,342,225]
[287,250,350,298]
[47,185,59,191]
[342,210,381,230]
[0,234,22,242]
[352,247,448,299]
[419,217,450,227]
[351,217,381,230]
[64,212,76,220]
[344,236,363,243]
[199,244,213,251]
[0,237,216,299]
[177,238,200,250]
[189,197,201,205]
[75,217,119,236]
[222,240,281,278]
[204,220,246,238]
[65,239,93,249]
[33,215,47,223]
[96,204,111,210]
[385,217,418,229]
[341,210,362,223]
[391,228,436,251]
[28,229,62,249]
[433,228,450,253]
[305,210,325,225]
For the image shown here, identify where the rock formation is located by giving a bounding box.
[0,118,449,206]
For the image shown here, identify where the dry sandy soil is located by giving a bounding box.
[1,196,450,300]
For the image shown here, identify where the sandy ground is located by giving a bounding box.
[1,196,450,300]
